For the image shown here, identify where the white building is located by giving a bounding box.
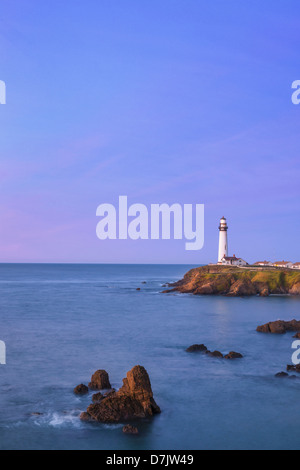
[221,255,248,267]
[273,261,293,269]
[292,263,300,270]
[254,261,273,267]
[218,217,228,263]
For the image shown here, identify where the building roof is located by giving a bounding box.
[254,261,271,265]
[223,256,241,261]
[292,262,300,266]
[274,261,292,265]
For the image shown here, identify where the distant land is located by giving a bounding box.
[164,265,300,297]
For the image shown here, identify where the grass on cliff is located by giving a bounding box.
[181,266,300,292]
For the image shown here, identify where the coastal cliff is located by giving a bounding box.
[165,265,300,297]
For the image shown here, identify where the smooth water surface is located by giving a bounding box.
[0,264,299,450]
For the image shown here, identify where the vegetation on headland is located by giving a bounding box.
[165,265,300,297]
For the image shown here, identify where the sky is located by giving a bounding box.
[0,0,299,264]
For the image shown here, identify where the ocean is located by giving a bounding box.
[0,263,300,450]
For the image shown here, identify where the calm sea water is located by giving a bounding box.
[0,263,300,450]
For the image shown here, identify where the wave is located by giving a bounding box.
[31,411,123,431]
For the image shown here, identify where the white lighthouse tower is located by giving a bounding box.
[218,217,228,263]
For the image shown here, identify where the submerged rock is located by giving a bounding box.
[206,351,224,358]
[89,370,111,391]
[257,320,300,335]
[187,345,243,360]
[287,364,300,373]
[84,365,161,424]
[186,344,208,353]
[123,424,139,435]
[224,352,243,360]
[275,372,289,378]
[74,384,89,395]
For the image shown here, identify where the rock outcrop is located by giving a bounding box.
[103,389,116,397]
[186,344,208,353]
[123,425,139,435]
[289,283,300,295]
[275,371,297,379]
[287,364,300,373]
[83,366,160,424]
[74,384,89,395]
[206,351,224,358]
[275,372,289,378]
[224,352,243,360]
[80,412,95,422]
[186,344,243,360]
[164,265,300,297]
[228,279,257,297]
[92,392,104,403]
[89,370,111,391]
[257,320,300,334]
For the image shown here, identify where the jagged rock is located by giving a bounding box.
[260,288,270,297]
[195,284,216,295]
[80,412,95,422]
[228,280,258,297]
[186,344,208,353]
[89,370,111,391]
[293,333,300,339]
[103,389,116,397]
[206,351,224,358]
[74,384,89,395]
[224,352,243,360]
[92,392,104,403]
[275,372,289,378]
[257,320,300,335]
[85,366,161,423]
[136,288,141,291]
[289,283,300,295]
[123,425,139,435]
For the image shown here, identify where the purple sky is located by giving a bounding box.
[0,0,300,263]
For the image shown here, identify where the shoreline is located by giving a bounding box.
[163,265,300,297]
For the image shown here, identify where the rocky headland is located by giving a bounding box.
[164,265,300,297]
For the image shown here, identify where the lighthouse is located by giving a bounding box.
[218,217,228,263]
